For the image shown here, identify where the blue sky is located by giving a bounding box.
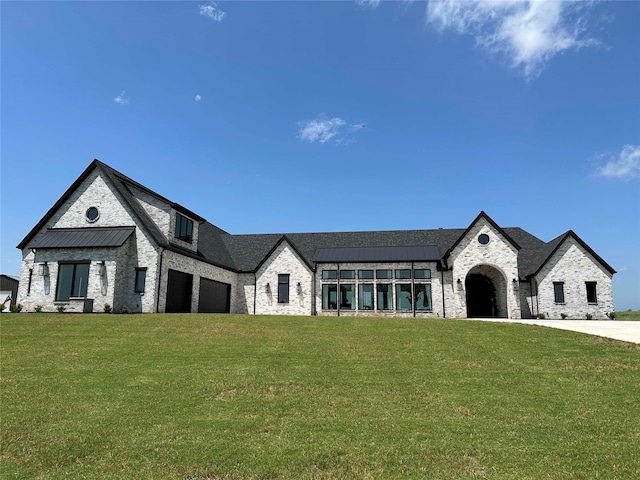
[1,0,639,309]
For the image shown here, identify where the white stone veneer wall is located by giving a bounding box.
[534,238,613,319]
[447,219,521,319]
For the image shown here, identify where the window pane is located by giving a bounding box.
[554,282,565,303]
[358,270,374,280]
[396,284,412,310]
[358,284,374,310]
[322,284,337,310]
[377,284,392,310]
[395,269,411,279]
[414,284,432,311]
[340,284,355,310]
[414,269,431,279]
[322,270,337,280]
[278,274,289,303]
[376,269,392,279]
[175,213,193,243]
[586,282,597,303]
[56,264,74,301]
[72,263,90,297]
[340,270,355,280]
[135,269,147,293]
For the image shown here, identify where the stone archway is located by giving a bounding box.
[465,265,508,318]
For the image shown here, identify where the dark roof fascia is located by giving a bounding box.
[28,226,136,249]
[529,230,616,278]
[17,160,102,250]
[253,235,315,273]
[443,211,522,262]
[162,241,240,273]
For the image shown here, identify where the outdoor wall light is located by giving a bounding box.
[40,262,49,277]
[456,278,463,291]
[96,261,106,276]
[512,278,520,291]
[296,282,302,294]
[265,283,271,293]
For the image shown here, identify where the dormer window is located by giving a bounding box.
[175,213,193,243]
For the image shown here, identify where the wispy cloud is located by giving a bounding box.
[199,2,226,22]
[114,91,129,105]
[425,0,599,79]
[195,95,202,102]
[595,145,640,181]
[297,115,366,145]
[356,0,381,8]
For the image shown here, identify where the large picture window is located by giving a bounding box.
[278,274,289,303]
[553,282,565,303]
[377,284,392,310]
[135,268,147,294]
[395,284,412,310]
[174,213,193,243]
[56,262,90,301]
[340,284,355,310]
[322,284,337,310]
[358,284,374,310]
[414,284,432,311]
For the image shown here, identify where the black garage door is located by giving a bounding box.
[198,277,231,313]
[166,269,193,313]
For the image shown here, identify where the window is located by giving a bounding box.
[358,270,374,280]
[358,284,374,310]
[174,213,193,243]
[478,234,490,245]
[340,270,355,280]
[322,270,337,280]
[135,268,147,294]
[586,282,597,304]
[414,269,431,279]
[86,207,99,222]
[56,262,90,301]
[414,284,432,311]
[553,282,565,303]
[340,284,355,310]
[376,269,392,279]
[395,284,412,310]
[322,284,337,310]
[395,269,411,279]
[278,274,289,303]
[377,284,392,310]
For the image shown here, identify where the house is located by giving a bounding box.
[16,159,615,319]
[1,274,19,311]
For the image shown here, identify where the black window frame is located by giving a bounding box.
[376,269,392,279]
[414,269,431,279]
[358,269,374,280]
[586,282,597,304]
[553,282,565,304]
[358,284,374,310]
[376,283,392,310]
[322,270,337,280]
[322,284,337,310]
[395,269,411,279]
[56,261,91,301]
[174,213,194,243]
[278,274,290,304]
[135,267,147,294]
[339,270,355,280]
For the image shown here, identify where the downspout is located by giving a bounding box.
[253,272,257,315]
[412,262,416,318]
[533,277,539,317]
[155,247,164,313]
[311,264,317,316]
[337,264,340,317]
[441,268,446,318]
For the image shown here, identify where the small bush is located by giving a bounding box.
[121,305,129,314]
[607,311,616,320]
[57,305,66,313]
[585,313,593,320]
[34,305,43,313]
[10,304,23,313]
[104,303,112,313]
[537,313,546,319]
[0,304,5,313]
[560,313,568,319]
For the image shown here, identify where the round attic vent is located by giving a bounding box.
[478,233,490,245]
[86,207,100,223]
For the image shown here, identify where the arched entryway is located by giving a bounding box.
[465,265,508,318]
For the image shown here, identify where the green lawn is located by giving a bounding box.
[1,314,638,479]
[614,309,640,320]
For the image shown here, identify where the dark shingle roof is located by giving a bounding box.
[313,245,441,263]
[27,227,135,249]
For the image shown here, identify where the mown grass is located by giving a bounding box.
[1,314,639,479]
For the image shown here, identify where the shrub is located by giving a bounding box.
[607,311,616,320]
[537,313,546,319]
[0,304,5,313]
[34,305,43,313]
[10,304,23,313]
[57,305,66,313]
[104,303,113,314]
[560,313,568,319]
[585,313,593,320]
[121,305,129,314]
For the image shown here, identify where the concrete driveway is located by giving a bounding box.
[472,319,640,344]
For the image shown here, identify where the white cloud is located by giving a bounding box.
[595,145,640,181]
[297,115,347,144]
[195,95,202,102]
[426,0,598,79]
[356,0,381,8]
[114,91,129,105]
[199,3,226,22]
